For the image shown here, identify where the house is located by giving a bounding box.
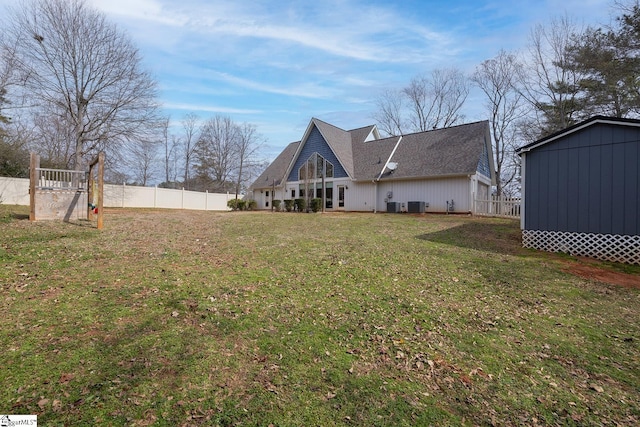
[517,115,640,265]
[250,117,495,214]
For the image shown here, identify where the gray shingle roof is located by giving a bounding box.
[251,119,492,189]
[312,118,355,177]
[250,141,299,189]
[372,120,491,180]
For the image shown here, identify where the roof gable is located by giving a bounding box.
[285,121,350,182]
[517,115,640,154]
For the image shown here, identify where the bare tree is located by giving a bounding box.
[2,0,158,171]
[372,89,405,136]
[472,50,525,196]
[126,137,160,186]
[194,115,238,192]
[519,15,585,137]
[403,68,469,132]
[234,122,263,200]
[180,113,199,190]
[159,116,180,187]
[31,111,75,168]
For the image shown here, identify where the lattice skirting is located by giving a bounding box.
[522,229,640,265]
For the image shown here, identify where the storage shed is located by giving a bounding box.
[517,116,640,265]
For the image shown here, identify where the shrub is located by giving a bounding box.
[294,198,306,212]
[310,198,322,212]
[227,199,240,211]
[284,199,294,212]
[272,199,282,212]
[244,200,256,211]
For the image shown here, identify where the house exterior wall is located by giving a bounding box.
[286,126,348,182]
[341,176,472,213]
[523,123,639,236]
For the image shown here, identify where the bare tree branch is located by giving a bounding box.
[3,0,159,170]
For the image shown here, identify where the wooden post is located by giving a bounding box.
[97,152,104,229]
[29,152,39,222]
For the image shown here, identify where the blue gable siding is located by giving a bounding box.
[286,126,348,182]
[476,138,491,178]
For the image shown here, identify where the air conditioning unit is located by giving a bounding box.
[386,202,400,213]
[408,201,425,213]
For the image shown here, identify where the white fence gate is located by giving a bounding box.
[475,195,521,219]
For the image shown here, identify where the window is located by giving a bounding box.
[291,189,295,198]
[298,153,334,180]
[265,190,269,197]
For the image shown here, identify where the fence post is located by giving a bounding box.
[29,152,39,221]
[205,190,208,211]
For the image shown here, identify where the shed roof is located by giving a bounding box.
[517,115,640,154]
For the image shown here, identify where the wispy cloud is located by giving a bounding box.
[90,0,456,64]
[163,102,261,115]
[205,71,340,100]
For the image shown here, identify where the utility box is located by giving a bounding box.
[408,201,426,213]
[386,202,401,213]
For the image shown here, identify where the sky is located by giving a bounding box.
[2,0,618,161]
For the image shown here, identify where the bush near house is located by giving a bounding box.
[283,199,294,212]
[227,199,240,210]
[310,198,322,212]
[294,198,306,212]
[272,199,281,212]
[227,199,252,211]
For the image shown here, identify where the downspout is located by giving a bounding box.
[373,179,378,213]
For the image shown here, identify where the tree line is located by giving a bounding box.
[1,0,639,197]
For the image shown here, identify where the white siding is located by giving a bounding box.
[345,181,377,212]
[375,177,472,213]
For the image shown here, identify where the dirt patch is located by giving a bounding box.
[560,258,640,289]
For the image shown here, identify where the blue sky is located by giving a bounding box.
[4,0,616,161]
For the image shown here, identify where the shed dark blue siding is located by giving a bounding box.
[287,126,348,182]
[524,123,640,235]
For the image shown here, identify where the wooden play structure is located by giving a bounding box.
[29,152,104,229]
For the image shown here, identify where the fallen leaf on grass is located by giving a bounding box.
[38,398,49,409]
[590,384,604,393]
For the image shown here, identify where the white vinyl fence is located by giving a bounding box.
[0,177,234,211]
[474,195,521,218]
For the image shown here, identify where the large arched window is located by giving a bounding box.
[298,153,334,180]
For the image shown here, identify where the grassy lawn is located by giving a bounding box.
[1,206,638,426]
